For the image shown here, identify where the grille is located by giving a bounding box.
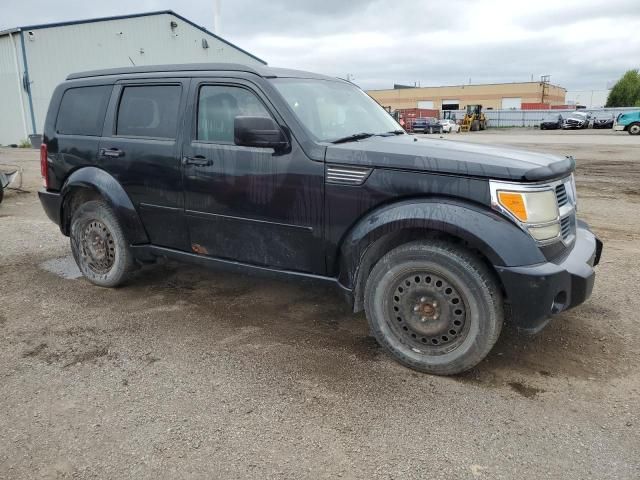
[555,183,568,207]
[560,216,572,241]
[326,165,372,185]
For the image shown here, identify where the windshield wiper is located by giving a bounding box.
[331,130,405,143]
[331,132,375,144]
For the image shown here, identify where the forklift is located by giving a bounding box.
[460,105,487,132]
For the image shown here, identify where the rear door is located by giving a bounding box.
[181,78,325,273]
[99,79,189,250]
[46,83,113,191]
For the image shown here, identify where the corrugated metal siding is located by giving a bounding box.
[0,34,28,145]
[21,12,264,136]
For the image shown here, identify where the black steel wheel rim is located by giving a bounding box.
[79,220,115,274]
[387,271,469,354]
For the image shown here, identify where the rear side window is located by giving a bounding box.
[56,85,112,136]
[116,85,181,138]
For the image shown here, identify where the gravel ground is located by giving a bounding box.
[1,129,639,479]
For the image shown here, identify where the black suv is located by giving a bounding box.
[411,117,442,134]
[38,63,602,375]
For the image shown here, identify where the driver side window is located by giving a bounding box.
[197,85,271,143]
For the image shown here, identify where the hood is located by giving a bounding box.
[325,135,575,182]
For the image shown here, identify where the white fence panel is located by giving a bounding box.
[483,107,638,128]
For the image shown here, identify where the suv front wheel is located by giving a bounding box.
[364,240,503,375]
[70,200,134,287]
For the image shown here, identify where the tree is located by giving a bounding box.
[606,69,640,107]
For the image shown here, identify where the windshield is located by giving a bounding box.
[270,78,402,142]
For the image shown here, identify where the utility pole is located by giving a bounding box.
[540,75,550,104]
[213,0,221,34]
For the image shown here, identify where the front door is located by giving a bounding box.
[182,79,325,273]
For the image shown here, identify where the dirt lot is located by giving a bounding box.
[1,129,639,479]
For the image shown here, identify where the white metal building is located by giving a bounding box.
[0,10,266,145]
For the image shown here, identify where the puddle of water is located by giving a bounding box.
[39,256,82,280]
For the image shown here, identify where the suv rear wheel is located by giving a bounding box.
[70,200,133,287]
[364,240,503,375]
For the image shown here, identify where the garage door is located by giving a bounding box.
[442,99,459,110]
[502,97,522,109]
[417,100,434,109]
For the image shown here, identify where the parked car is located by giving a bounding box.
[563,111,590,129]
[539,114,563,130]
[592,113,615,129]
[613,110,640,135]
[38,63,602,375]
[412,117,443,134]
[438,118,460,133]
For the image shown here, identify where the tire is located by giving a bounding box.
[629,122,640,135]
[364,240,503,375]
[70,200,134,287]
[471,120,480,131]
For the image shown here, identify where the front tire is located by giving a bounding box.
[364,241,503,375]
[629,122,640,135]
[70,200,134,287]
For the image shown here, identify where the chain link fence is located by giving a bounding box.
[444,107,638,128]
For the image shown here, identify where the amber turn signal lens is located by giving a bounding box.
[498,191,528,222]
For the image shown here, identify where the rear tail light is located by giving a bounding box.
[40,143,49,188]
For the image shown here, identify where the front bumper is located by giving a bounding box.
[38,189,62,226]
[613,125,625,131]
[496,221,602,334]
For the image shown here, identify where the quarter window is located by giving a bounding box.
[56,85,112,136]
[116,85,181,138]
[197,85,271,142]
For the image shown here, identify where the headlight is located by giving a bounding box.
[496,190,558,223]
[491,182,562,243]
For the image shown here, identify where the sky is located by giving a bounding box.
[2,0,639,100]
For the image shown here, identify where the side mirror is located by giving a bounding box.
[234,116,289,150]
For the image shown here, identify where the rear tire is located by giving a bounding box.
[364,241,503,375]
[629,122,640,135]
[70,200,134,287]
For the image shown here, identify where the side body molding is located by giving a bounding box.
[60,167,149,244]
[337,198,546,294]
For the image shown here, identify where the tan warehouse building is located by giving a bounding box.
[367,81,567,111]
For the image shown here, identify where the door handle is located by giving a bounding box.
[183,155,213,167]
[100,148,124,158]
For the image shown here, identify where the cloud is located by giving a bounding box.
[2,0,639,92]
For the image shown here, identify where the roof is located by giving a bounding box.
[368,81,567,92]
[66,63,340,82]
[0,10,266,65]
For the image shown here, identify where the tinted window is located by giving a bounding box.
[116,85,181,138]
[197,85,271,142]
[56,85,112,136]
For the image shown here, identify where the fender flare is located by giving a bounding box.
[60,167,149,244]
[337,198,546,310]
